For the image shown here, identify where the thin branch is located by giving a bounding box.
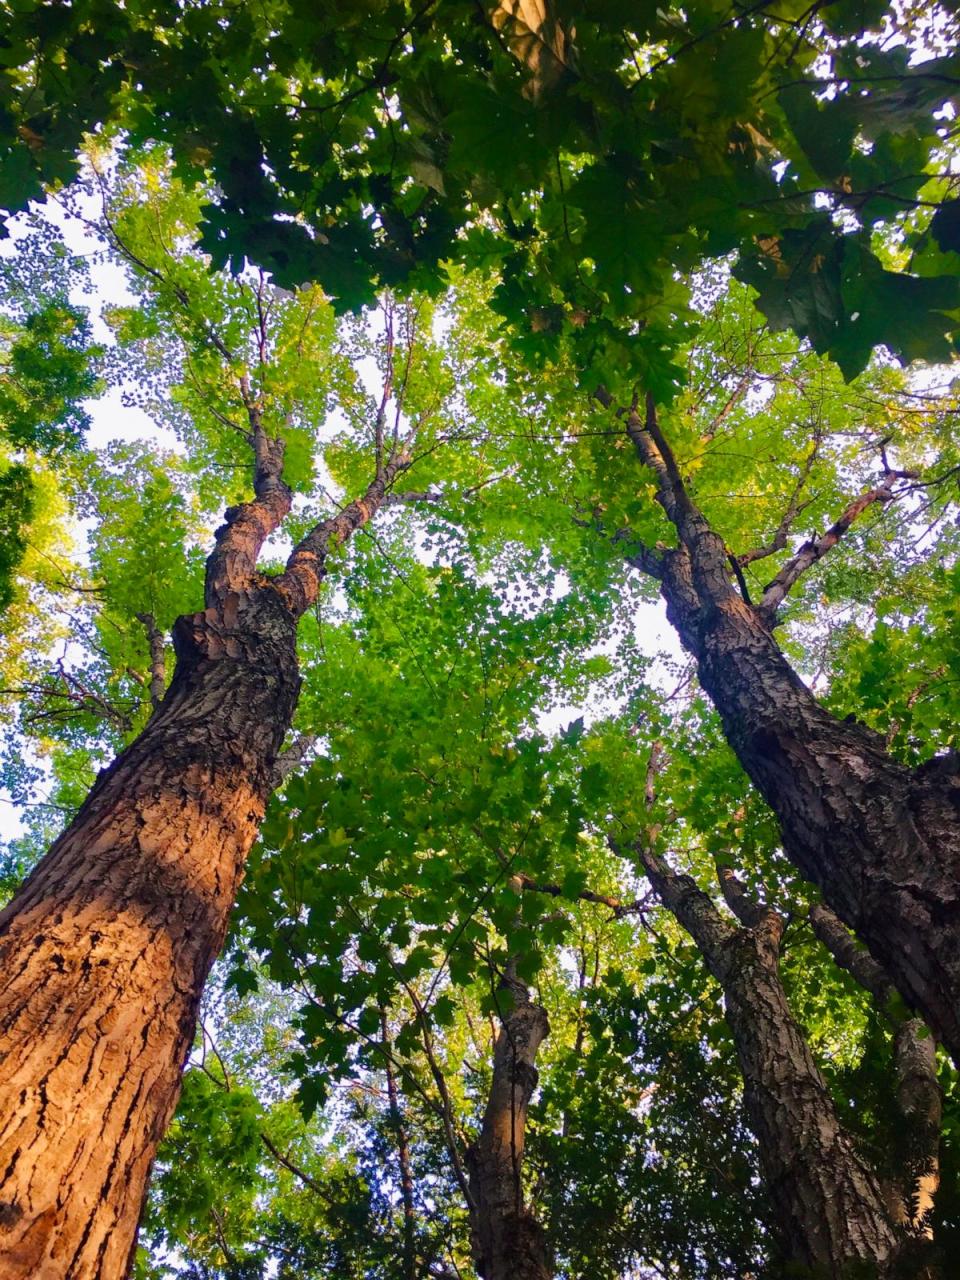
[737,441,820,567]
[507,870,653,919]
[135,612,166,712]
[757,466,920,623]
[272,732,319,786]
[259,1132,337,1204]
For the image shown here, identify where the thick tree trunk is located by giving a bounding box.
[661,549,960,1065]
[0,417,410,1278]
[0,591,299,1279]
[467,965,551,1280]
[639,852,900,1276]
[602,390,960,1068]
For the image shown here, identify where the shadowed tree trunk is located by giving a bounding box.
[600,388,960,1068]
[467,957,552,1280]
[0,420,410,1279]
[810,902,942,1237]
[636,845,901,1277]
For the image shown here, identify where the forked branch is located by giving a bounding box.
[204,423,291,607]
[277,443,413,617]
[737,441,819,567]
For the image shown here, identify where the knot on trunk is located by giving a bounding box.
[510,1059,540,1095]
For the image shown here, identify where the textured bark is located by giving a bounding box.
[640,852,901,1276]
[604,390,960,1068]
[0,422,410,1278]
[135,612,166,712]
[892,1020,942,1236]
[0,587,299,1280]
[467,964,551,1280]
[676,564,960,1066]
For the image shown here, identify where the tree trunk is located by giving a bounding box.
[639,851,901,1277]
[0,591,300,1279]
[809,903,942,1237]
[467,965,551,1280]
[381,1007,417,1280]
[662,547,960,1066]
[0,420,410,1278]
[602,390,960,1068]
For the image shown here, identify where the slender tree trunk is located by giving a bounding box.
[467,963,551,1280]
[0,421,411,1278]
[809,903,942,1237]
[381,1008,417,1280]
[892,1019,942,1236]
[638,850,901,1276]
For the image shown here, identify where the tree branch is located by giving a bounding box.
[808,902,893,1007]
[631,840,738,961]
[594,387,736,607]
[757,467,919,623]
[259,1131,344,1208]
[595,387,686,533]
[508,871,652,919]
[737,441,819,567]
[271,732,318,786]
[204,424,292,608]
[135,612,166,712]
[809,901,941,1234]
[277,446,413,616]
[716,865,768,930]
[574,519,664,580]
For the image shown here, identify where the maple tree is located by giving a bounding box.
[1,1,960,1277]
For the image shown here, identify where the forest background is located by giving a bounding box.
[2,2,960,1278]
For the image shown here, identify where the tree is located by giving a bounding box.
[0,161,476,1277]
[594,381,960,1065]
[628,761,929,1275]
[465,944,551,1280]
[1,2,960,1263]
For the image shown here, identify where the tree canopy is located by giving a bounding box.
[2,3,960,1279]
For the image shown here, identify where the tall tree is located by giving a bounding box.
[1,0,959,1254]
[594,382,960,1065]
[466,947,551,1280]
[636,835,906,1276]
[0,165,469,1276]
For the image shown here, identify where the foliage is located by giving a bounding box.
[1,1,959,389]
[1,10,960,1274]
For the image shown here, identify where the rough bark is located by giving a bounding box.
[639,851,901,1276]
[467,962,551,1280]
[0,424,410,1278]
[603,390,960,1068]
